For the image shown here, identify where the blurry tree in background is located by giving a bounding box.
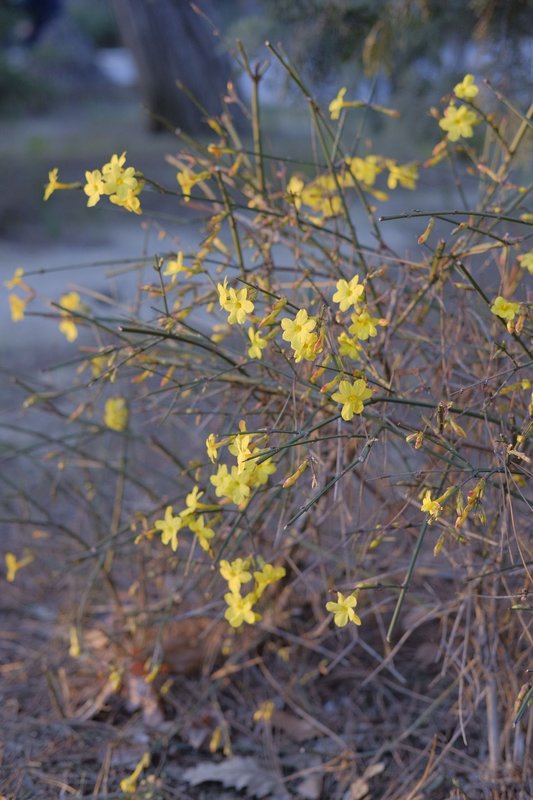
[111,0,233,132]
[228,0,532,101]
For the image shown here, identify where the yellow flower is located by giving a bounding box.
[223,287,254,325]
[243,455,276,487]
[217,276,229,308]
[154,505,183,551]
[329,87,359,120]
[252,563,286,600]
[233,433,252,473]
[163,251,184,277]
[188,514,215,552]
[9,294,26,322]
[253,700,275,722]
[517,251,533,274]
[5,551,34,582]
[421,489,442,521]
[386,161,418,190]
[332,275,364,312]
[59,319,78,342]
[104,397,129,431]
[83,169,105,207]
[326,591,361,627]
[57,291,81,341]
[4,267,25,289]
[206,433,220,463]
[337,332,363,360]
[490,296,521,321]
[348,307,383,340]
[439,103,479,141]
[179,485,205,517]
[210,464,251,505]
[120,753,150,794]
[100,152,143,213]
[59,292,80,312]
[176,168,210,202]
[281,309,316,350]
[344,155,382,187]
[331,378,372,421]
[453,74,479,100]
[286,175,304,209]
[43,167,78,201]
[224,591,259,627]
[220,557,252,594]
[247,327,267,359]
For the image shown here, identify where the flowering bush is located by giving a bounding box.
[4,57,533,796]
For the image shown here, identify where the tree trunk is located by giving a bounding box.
[112,0,231,132]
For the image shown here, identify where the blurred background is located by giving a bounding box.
[0,0,531,341]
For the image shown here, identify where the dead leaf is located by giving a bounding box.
[272,709,318,742]
[183,756,289,799]
[344,762,385,800]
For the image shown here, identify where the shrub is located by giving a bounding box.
[4,54,533,797]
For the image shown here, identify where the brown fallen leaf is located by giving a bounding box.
[272,709,319,742]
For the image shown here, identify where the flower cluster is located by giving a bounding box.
[84,152,143,213]
[281,308,322,362]
[220,557,286,628]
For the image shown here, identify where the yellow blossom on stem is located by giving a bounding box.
[206,433,220,463]
[439,103,479,141]
[243,455,276,487]
[59,319,78,342]
[517,251,533,274]
[234,434,252,473]
[453,74,479,100]
[385,161,418,190]
[329,87,348,119]
[179,485,205,517]
[120,753,150,794]
[154,506,183,551]
[344,155,382,187]
[252,563,286,600]
[286,175,304,208]
[332,274,364,312]
[253,700,275,722]
[349,307,385,340]
[421,489,442,521]
[4,268,25,290]
[163,251,184,277]
[104,397,129,432]
[490,296,521,321]
[100,152,143,213]
[224,591,259,627]
[176,168,210,202]
[5,551,34,582]
[220,558,252,594]
[58,291,81,342]
[43,167,78,201]
[281,308,316,350]
[247,327,267,359]
[331,378,372,421]
[188,514,215,552]
[326,591,361,627]
[337,332,363,360]
[9,294,27,322]
[83,169,105,207]
[225,287,255,325]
